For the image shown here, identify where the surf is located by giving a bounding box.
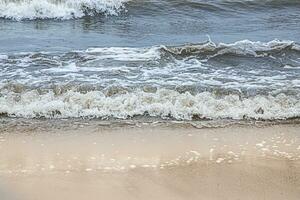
[0,0,130,20]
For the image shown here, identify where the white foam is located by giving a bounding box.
[42,62,80,72]
[86,46,161,61]
[1,89,299,120]
[0,0,129,20]
[0,54,8,60]
[291,44,300,51]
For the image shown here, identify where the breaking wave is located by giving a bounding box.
[0,0,129,20]
[0,88,299,120]
[1,0,299,20]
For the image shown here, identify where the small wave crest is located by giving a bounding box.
[162,39,300,58]
[0,0,129,20]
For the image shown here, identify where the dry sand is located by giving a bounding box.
[0,122,299,200]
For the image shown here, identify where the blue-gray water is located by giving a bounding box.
[1,0,300,52]
[0,0,299,120]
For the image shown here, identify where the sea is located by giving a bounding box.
[0,0,300,122]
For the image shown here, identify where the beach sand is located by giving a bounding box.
[0,122,299,200]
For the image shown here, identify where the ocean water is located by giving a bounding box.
[0,0,300,120]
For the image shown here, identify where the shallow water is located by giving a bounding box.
[0,0,300,120]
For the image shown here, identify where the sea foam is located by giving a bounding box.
[0,89,299,120]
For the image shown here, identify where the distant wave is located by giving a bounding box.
[0,0,129,20]
[0,0,299,20]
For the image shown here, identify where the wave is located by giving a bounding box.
[1,0,299,20]
[0,0,129,20]
[14,39,297,60]
[2,39,298,64]
[162,39,300,58]
[0,88,299,120]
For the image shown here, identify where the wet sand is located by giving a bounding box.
[0,122,299,200]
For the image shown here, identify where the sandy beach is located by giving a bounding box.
[1,0,300,200]
[0,121,299,200]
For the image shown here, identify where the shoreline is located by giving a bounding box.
[0,122,299,200]
[1,117,300,132]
